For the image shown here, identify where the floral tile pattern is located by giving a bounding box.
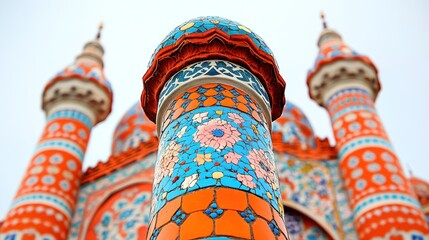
[152,104,281,217]
[275,153,338,232]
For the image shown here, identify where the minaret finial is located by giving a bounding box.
[96,22,103,40]
[320,12,328,29]
[407,163,413,177]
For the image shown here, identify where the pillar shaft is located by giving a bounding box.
[325,87,429,239]
[0,107,94,240]
[147,60,288,239]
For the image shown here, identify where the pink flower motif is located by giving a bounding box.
[194,118,241,151]
[237,173,256,189]
[155,141,181,184]
[228,112,244,124]
[224,152,241,164]
[248,149,278,189]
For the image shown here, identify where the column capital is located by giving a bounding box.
[307,24,380,107]
[155,59,273,134]
[308,60,380,107]
[42,37,112,125]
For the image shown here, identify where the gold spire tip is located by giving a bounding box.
[96,22,103,40]
[320,11,327,29]
[407,163,413,177]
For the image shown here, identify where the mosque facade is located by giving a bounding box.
[0,16,429,240]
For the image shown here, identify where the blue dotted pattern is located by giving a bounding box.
[35,140,84,160]
[11,193,72,217]
[47,109,93,129]
[338,136,394,160]
[353,193,422,217]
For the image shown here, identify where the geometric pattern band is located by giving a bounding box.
[353,192,423,218]
[35,139,85,159]
[10,193,73,218]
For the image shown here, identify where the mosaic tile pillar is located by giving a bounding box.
[145,60,288,239]
[324,87,429,239]
[0,108,95,240]
[0,36,112,240]
[307,25,429,239]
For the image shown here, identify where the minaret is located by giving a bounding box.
[307,14,429,239]
[141,17,289,239]
[0,25,113,240]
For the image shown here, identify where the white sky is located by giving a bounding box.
[0,0,428,219]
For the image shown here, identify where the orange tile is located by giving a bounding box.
[188,92,200,100]
[248,193,273,221]
[220,98,235,107]
[171,107,184,120]
[252,111,262,122]
[249,102,258,111]
[203,83,219,88]
[173,98,185,110]
[215,210,251,239]
[185,100,199,112]
[216,188,247,211]
[156,196,182,228]
[237,103,249,112]
[164,109,172,118]
[156,222,180,239]
[252,218,276,240]
[180,212,214,239]
[273,210,287,237]
[205,88,218,96]
[182,188,214,213]
[237,95,248,104]
[223,90,234,98]
[203,97,217,107]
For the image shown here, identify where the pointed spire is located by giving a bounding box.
[407,163,414,177]
[316,12,342,47]
[74,23,105,68]
[320,12,328,29]
[96,22,103,40]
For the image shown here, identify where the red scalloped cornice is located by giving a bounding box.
[80,138,158,184]
[272,132,337,160]
[141,28,286,122]
[306,56,380,102]
[42,63,113,119]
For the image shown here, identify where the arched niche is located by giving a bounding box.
[85,182,153,239]
[284,201,340,240]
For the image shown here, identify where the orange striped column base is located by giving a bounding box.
[147,187,288,240]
